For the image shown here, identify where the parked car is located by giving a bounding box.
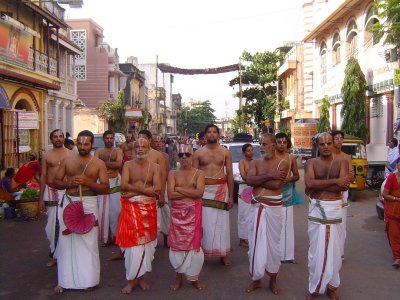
[221,142,262,202]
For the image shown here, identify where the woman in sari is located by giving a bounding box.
[382,157,400,267]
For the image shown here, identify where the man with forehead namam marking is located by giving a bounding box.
[168,144,205,291]
[52,130,110,293]
[116,137,161,294]
[95,130,123,246]
[192,124,234,266]
[305,132,350,300]
[39,129,73,267]
[245,133,289,295]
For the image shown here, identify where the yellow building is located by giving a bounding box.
[0,0,80,169]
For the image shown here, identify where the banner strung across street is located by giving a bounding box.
[157,63,240,75]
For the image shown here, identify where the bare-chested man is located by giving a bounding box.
[331,130,354,260]
[168,144,205,291]
[275,132,301,263]
[237,143,255,248]
[120,131,134,172]
[305,132,350,300]
[152,133,171,246]
[192,124,234,266]
[52,130,110,293]
[95,130,123,246]
[245,133,289,295]
[39,129,73,267]
[115,137,161,294]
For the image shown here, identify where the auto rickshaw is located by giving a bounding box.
[312,134,368,201]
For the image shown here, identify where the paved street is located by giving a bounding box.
[1,171,399,300]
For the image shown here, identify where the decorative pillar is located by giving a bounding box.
[331,104,337,131]
[365,96,371,144]
[386,91,394,145]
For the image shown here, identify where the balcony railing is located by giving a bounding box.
[28,48,58,77]
[60,75,75,94]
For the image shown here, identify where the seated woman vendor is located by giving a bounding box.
[0,168,26,203]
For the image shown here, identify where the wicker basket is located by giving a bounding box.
[17,198,39,219]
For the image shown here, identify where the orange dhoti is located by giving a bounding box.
[116,195,157,280]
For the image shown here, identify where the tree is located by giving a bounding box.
[341,57,368,140]
[317,96,331,133]
[176,100,216,136]
[370,0,400,49]
[230,109,248,134]
[229,50,283,133]
[100,90,126,134]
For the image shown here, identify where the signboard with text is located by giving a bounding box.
[14,111,39,129]
[0,19,30,68]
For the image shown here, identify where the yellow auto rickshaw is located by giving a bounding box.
[312,134,368,201]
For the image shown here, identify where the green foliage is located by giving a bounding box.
[370,0,400,49]
[139,109,152,131]
[176,100,216,136]
[229,50,283,132]
[341,58,368,140]
[230,109,248,134]
[279,126,291,137]
[100,90,127,133]
[317,96,331,133]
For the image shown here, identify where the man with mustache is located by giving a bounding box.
[116,137,161,294]
[305,132,350,300]
[95,130,123,246]
[245,133,288,295]
[192,124,234,266]
[53,130,110,293]
[39,129,73,267]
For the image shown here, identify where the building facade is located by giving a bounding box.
[67,18,124,136]
[303,0,399,162]
[0,0,79,168]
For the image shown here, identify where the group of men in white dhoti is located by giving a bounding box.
[39,126,350,299]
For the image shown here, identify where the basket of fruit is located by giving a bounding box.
[17,188,40,218]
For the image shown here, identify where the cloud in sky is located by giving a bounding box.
[63,0,304,118]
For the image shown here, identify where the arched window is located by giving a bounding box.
[365,5,381,46]
[320,42,327,84]
[332,32,341,65]
[346,20,358,59]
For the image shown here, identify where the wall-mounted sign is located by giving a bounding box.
[0,19,30,68]
[14,111,39,129]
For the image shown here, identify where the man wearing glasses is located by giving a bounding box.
[192,124,234,266]
[168,144,206,290]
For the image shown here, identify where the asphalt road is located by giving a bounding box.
[1,170,399,300]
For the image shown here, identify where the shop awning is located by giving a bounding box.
[0,86,11,109]
[125,108,142,118]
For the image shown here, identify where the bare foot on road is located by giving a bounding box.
[46,259,57,267]
[121,280,136,294]
[327,288,341,300]
[107,251,123,261]
[138,277,150,291]
[305,292,318,300]
[269,277,281,295]
[53,286,64,293]
[192,280,205,290]
[220,257,231,266]
[245,280,261,293]
[170,275,183,291]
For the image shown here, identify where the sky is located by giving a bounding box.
[62,0,305,118]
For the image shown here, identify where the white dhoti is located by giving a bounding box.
[202,183,231,257]
[98,176,121,244]
[280,183,295,261]
[249,195,283,280]
[238,183,252,240]
[43,185,65,258]
[122,240,157,280]
[169,249,204,281]
[308,198,342,294]
[57,194,100,289]
[339,191,349,257]
[281,206,295,261]
[157,190,170,236]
